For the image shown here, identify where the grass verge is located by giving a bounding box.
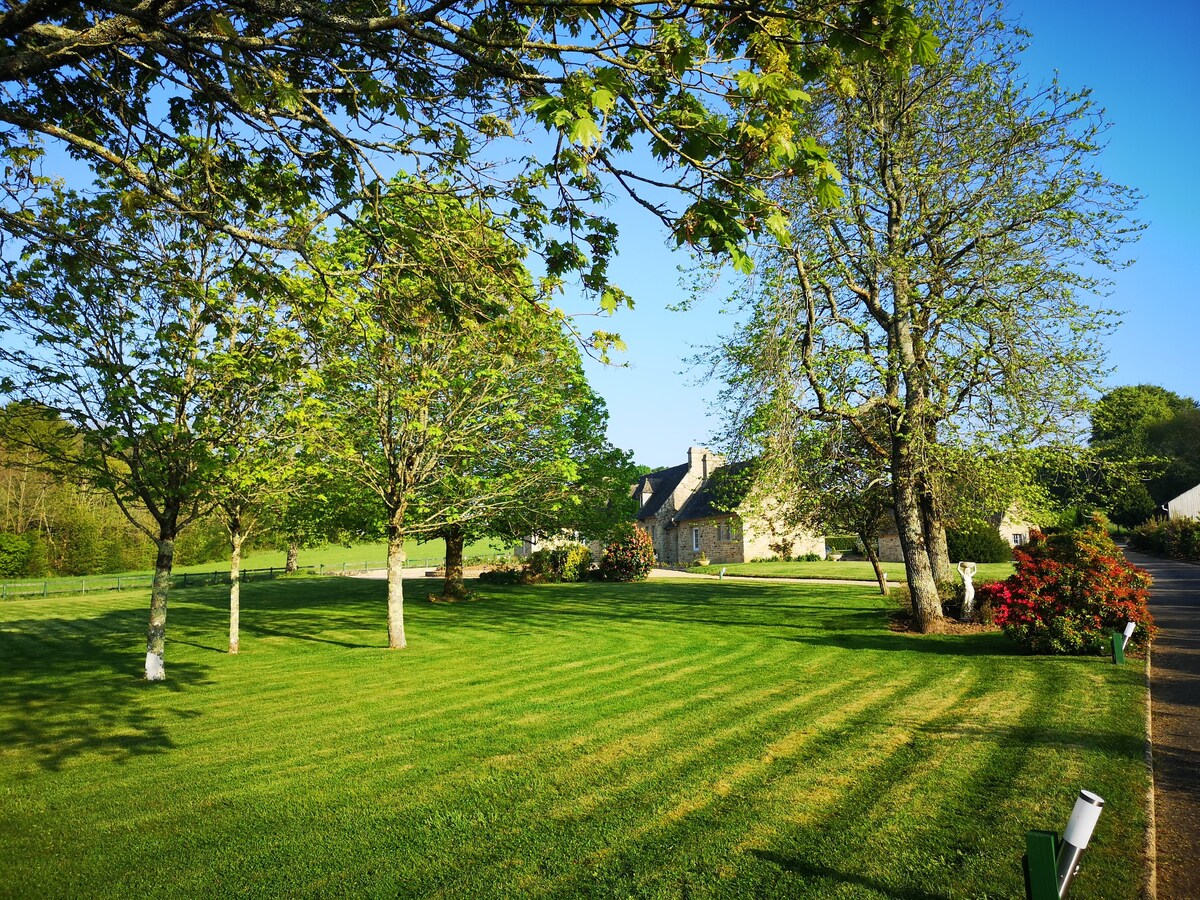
[0,576,1146,898]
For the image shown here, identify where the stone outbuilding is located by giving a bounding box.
[632,446,823,565]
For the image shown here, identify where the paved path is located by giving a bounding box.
[1124,551,1200,900]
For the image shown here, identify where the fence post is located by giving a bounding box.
[43,581,48,597]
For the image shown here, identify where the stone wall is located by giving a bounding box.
[678,516,743,565]
[878,533,905,563]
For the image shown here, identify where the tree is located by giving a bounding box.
[0,178,293,679]
[1090,385,1200,518]
[702,0,1140,631]
[1,1,934,324]
[305,182,606,646]
[432,394,637,602]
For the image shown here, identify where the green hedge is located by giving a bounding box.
[1128,517,1200,559]
[946,522,1012,563]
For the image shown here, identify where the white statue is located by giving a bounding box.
[958,561,977,621]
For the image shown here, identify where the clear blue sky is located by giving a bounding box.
[580,0,1200,468]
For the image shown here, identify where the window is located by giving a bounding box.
[1012,533,1025,546]
[692,527,700,551]
[722,522,732,541]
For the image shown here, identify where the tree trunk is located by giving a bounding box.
[920,486,955,585]
[861,532,890,596]
[386,520,407,649]
[144,519,177,680]
[285,542,298,574]
[441,524,467,600]
[893,454,943,632]
[229,518,244,655]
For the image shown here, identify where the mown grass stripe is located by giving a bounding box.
[0,577,1148,899]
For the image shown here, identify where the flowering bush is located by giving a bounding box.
[1129,517,1200,559]
[982,522,1155,655]
[599,525,656,582]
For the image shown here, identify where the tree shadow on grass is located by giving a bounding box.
[178,578,385,649]
[750,850,953,900]
[179,576,1024,660]
[0,605,212,772]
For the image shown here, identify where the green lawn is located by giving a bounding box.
[0,576,1147,898]
[0,537,512,599]
[173,536,513,575]
[695,559,1016,583]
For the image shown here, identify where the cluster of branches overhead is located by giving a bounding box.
[2,0,936,324]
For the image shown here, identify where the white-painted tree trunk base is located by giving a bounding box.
[145,651,166,681]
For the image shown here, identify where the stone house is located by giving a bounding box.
[633,446,824,565]
[876,505,1035,563]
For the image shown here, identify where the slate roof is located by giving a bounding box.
[633,463,689,520]
[674,461,754,524]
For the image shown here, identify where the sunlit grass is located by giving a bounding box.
[0,576,1146,898]
[695,559,1016,584]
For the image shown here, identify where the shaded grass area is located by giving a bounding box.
[695,559,1015,584]
[0,577,1146,898]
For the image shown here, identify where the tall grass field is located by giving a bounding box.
[0,575,1148,897]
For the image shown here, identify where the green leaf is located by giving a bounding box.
[592,88,615,114]
[211,13,237,38]
[568,115,602,149]
[735,70,759,97]
[763,210,791,246]
[815,177,844,207]
[914,30,940,66]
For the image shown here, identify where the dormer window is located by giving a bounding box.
[639,480,654,507]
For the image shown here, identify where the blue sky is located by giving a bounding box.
[580,1,1200,467]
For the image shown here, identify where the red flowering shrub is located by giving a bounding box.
[982,522,1155,655]
[599,525,656,582]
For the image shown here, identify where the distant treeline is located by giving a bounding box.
[0,445,228,577]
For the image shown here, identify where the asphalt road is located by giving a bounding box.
[1123,550,1200,900]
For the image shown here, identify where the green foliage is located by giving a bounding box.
[985,523,1155,655]
[526,544,593,583]
[0,534,31,578]
[599,526,656,582]
[1090,385,1200,511]
[2,0,935,340]
[173,518,230,568]
[478,563,524,586]
[945,522,1012,564]
[825,536,861,553]
[1107,479,1157,528]
[1129,518,1200,559]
